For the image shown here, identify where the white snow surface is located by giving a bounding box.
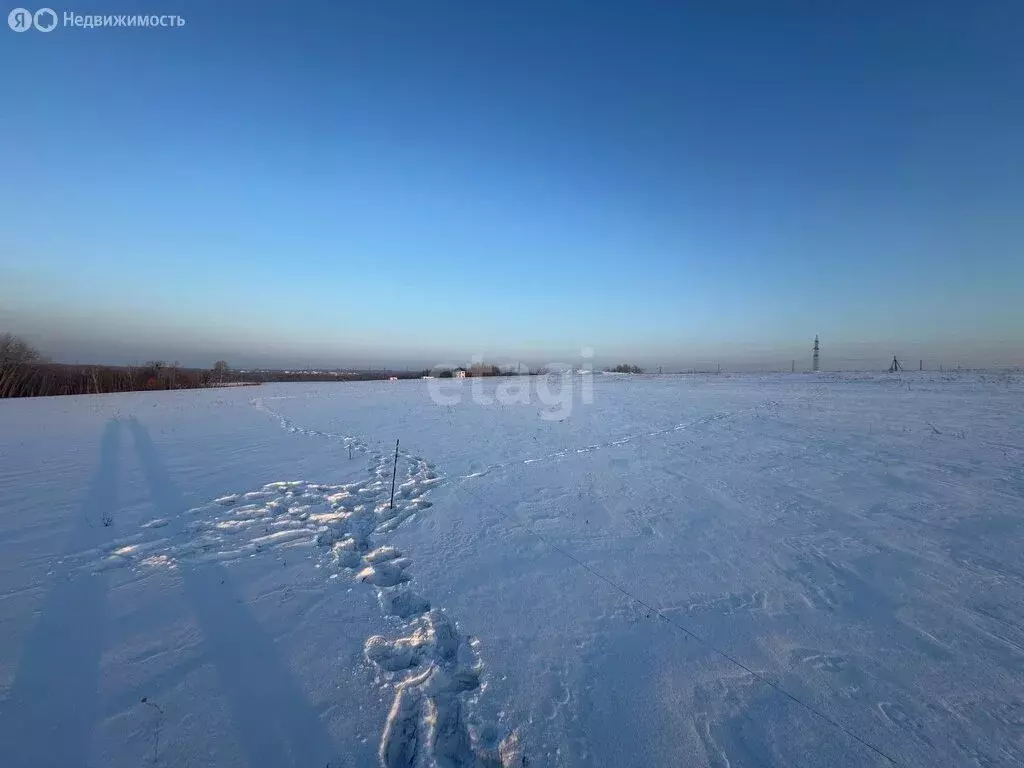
[1,372,1022,768]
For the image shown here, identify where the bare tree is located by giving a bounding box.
[0,334,43,397]
[0,333,41,364]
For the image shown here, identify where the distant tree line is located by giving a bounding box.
[1,334,435,397]
[434,364,503,378]
[0,334,246,398]
[605,364,644,374]
[432,364,547,378]
[1,333,567,398]
[243,369,424,383]
[0,339,222,398]
[0,361,220,398]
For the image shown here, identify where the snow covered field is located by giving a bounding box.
[1,372,1022,768]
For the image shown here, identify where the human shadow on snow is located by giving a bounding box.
[0,418,121,768]
[128,417,337,768]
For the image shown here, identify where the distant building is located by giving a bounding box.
[454,368,467,378]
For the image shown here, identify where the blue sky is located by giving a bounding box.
[2,0,1022,369]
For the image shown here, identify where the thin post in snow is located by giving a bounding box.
[389,439,400,509]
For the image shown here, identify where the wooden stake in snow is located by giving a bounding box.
[389,439,399,509]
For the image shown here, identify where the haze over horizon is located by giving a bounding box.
[3,1,1022,371]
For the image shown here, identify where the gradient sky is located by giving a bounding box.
[2,1,1022,369]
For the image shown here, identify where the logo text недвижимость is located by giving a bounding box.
[8,8,185,31]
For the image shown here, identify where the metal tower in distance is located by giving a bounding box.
[812,335,820,372]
